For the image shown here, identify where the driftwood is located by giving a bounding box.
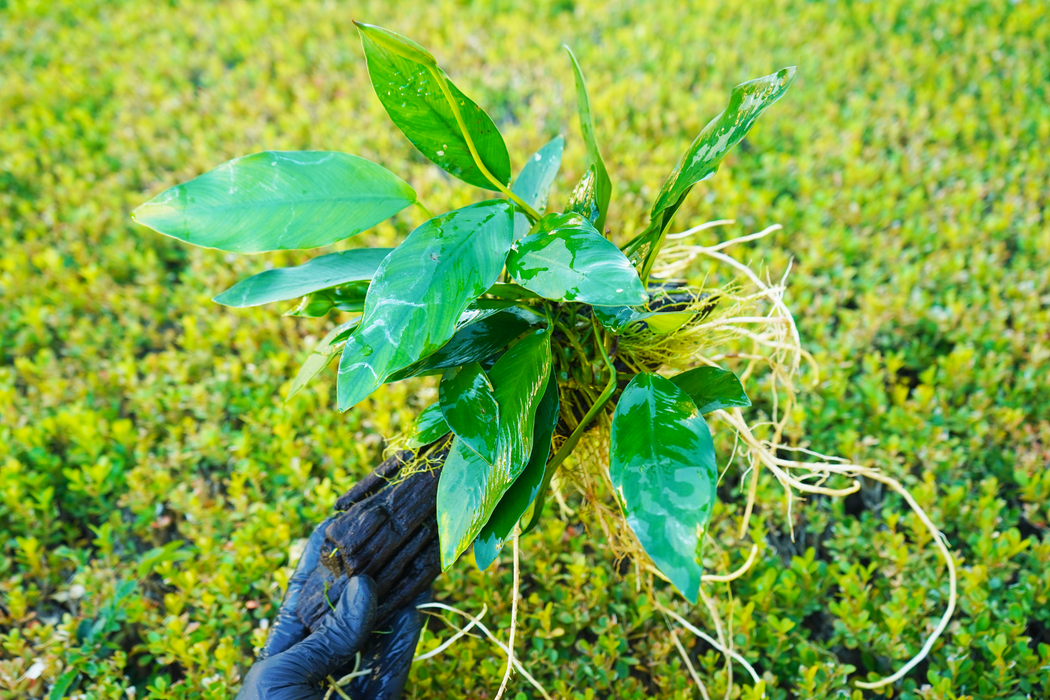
[297,443,449,630]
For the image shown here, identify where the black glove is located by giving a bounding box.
[237,519,427,700]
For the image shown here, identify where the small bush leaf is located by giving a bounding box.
[440,362,501,465]
[49,669,79,700]
[337,200,514,411]
[506,213,646,305]
[356,22,511,191]
[213,249,391,307]
[670,366,751,414]
[132,151,415,253]
[436,328,552,569]
[610,373,718,604]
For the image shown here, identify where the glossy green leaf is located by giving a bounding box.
[512,136,564,239]
[484,283,542,301]
[592,305,693,335]
[213,249,391,307]
[610,373,718,604]
[652,67,796,219]
[132,152,415,253]
[49,669,78,700]
[670,366,751,414]
[506,213,647,306]
[473,368,559,569]
[407,402,450,447]
[283,283,369,317]
[566,164,601,226]
[436,328,552,569]
[286,320,359,401]
[356,22,510,191]
[440,362,500,464]
[387,306,543,381]
[626,67,796,265]
[565,46,611,233]
[337,200,514,411]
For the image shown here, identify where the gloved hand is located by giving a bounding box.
[237,518,427,700]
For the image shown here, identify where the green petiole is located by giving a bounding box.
[428,65,542,223]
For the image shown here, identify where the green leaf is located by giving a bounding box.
[283,283,369,317]
[670,366,751,414]
[565,46,611,233]
[49,669,79,700]
[436,328,552,569]
[592,305,694,335]
[566,164,601,226]
[512,136,564,239]
[286,320,359,402]
[387,306,543,381]
[407,402,450,447]
[132,152,415,253]
[213,249,391,307]
[610,373,718,604]
[484,282,542,301]
[337,200,514,411]
[628,68,796,264]
[137,540,193,579]
[473,367,559,569]
[506,213,647,306]
[652,67,796,219]
[356,22,510,191]
[440,362,500,464]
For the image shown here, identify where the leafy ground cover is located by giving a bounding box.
[2,0,1048,698]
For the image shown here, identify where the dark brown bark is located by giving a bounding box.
[296,442,449,631]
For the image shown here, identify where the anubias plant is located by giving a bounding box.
[133,23,955,695]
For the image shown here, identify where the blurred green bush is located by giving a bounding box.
[1,0,1048,698]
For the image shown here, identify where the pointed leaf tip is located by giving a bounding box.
[354,22,437,65]
[357,24,510,191]
[610,373,718,604]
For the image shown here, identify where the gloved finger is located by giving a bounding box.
[262,516,337,659]
[278,575,378,685]
[350,588,431,700]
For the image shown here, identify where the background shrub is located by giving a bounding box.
[1,1,1048,698]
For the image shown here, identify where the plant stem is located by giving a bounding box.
[620,219,655,257]
[638,209,679,285]
[543,320,616,478]
[428,66,541,222]
[414,201,434,219]
[553,319,592,386]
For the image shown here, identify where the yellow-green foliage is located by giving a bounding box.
[2,0,1049,698]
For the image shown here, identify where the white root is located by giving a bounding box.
[492,536,520,700]
[650,221,957,693]
[657,603,762,686]
[417,602,552,700]
[362,220,956,698]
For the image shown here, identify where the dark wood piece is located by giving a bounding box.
[296,442,449,631]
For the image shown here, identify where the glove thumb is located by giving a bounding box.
[279,575,378,684]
